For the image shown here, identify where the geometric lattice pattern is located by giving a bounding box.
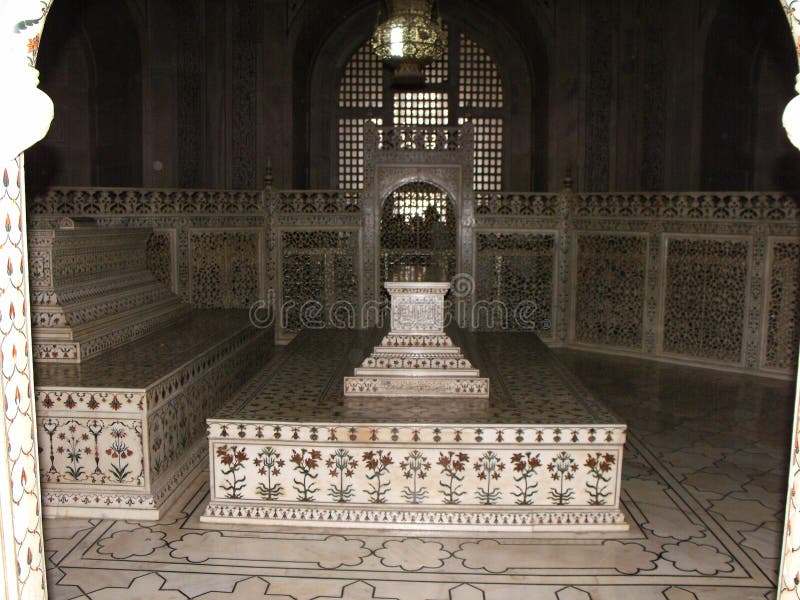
[394,91,449,126]
[461,116,503,191]
[459,33,503,109]
[663,237,749,363]
[337,117,383,190]
[575,234,647,349]
[765,240,800,370]
[337,28,504,191]
[475,232,554,334]
[338,43,383,109]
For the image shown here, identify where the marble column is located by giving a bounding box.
[777,2,800,598]
[0,1,54,598]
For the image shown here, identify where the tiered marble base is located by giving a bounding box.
[35,310,272,518]
[29,221,190,362]
[204,329,628,532]
[344,281,489,398]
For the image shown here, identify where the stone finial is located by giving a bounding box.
[563,166,573,191]
[264,156,274,189]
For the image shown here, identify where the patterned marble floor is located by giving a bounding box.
[43,349,795,599]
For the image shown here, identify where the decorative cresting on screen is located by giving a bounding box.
[28,187,269,308]
[337,27,503,192]
[662,237,750,363]
[475,233,555,339]
[280,230,360,333]
[765,239,800,371]
[574,234,647,350]
[380,182,456,282]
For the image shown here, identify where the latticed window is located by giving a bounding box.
[336,27,504,191]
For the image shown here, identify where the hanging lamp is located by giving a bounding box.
[371,0,445,87]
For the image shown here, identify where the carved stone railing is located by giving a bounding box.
[366,123,473,152]
[572,192,800,220]
[29,186,264,216]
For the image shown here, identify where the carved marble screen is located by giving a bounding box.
[280,229,361,333]
[662,236,751,364]
[379,181,456,284]
[474,232,556,337]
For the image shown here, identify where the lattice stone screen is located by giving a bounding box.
[189,230,262,309]
[574,234,647,349]
[28,188,800,378]
[281,230,360,332]
[474,232,555,337]
[662,237,750,363]
[146,231,174,292]
[765,239,800,370]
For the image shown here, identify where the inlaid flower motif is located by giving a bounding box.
[216,444,248,499]
[27,34,40,55]
[585,452,616,505]
[254,446,285,500]
[438,451,469,504]
[400,450,431,504]
[291,448,322,501]
[473,451,505,505]
[327,449,357,502]
[510,451,542,505]
[547,451,577,505]
[363,450,393,503]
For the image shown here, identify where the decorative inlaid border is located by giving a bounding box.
[202,503,628,532]
[207,423,627,446]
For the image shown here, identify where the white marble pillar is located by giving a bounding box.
[778,2,800,597]
[0,1,54,598]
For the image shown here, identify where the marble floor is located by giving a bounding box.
[43,348,795,599]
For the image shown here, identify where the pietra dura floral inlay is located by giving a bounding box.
[35,310,271,516]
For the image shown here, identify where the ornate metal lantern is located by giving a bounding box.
[371,0,446,87]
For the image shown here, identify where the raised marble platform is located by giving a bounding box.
[344,281,490,398]
[203,328,628,531]
[35,309,272,518]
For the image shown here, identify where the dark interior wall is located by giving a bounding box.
[28,0,142,192]
[26,0,800,193]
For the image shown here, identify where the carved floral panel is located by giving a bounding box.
[280,230,360,331]
[189,230,261,309]
[662,237,749,363]
[475,232,554,335]
[574,234,647,349]
[146,230,174,292]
